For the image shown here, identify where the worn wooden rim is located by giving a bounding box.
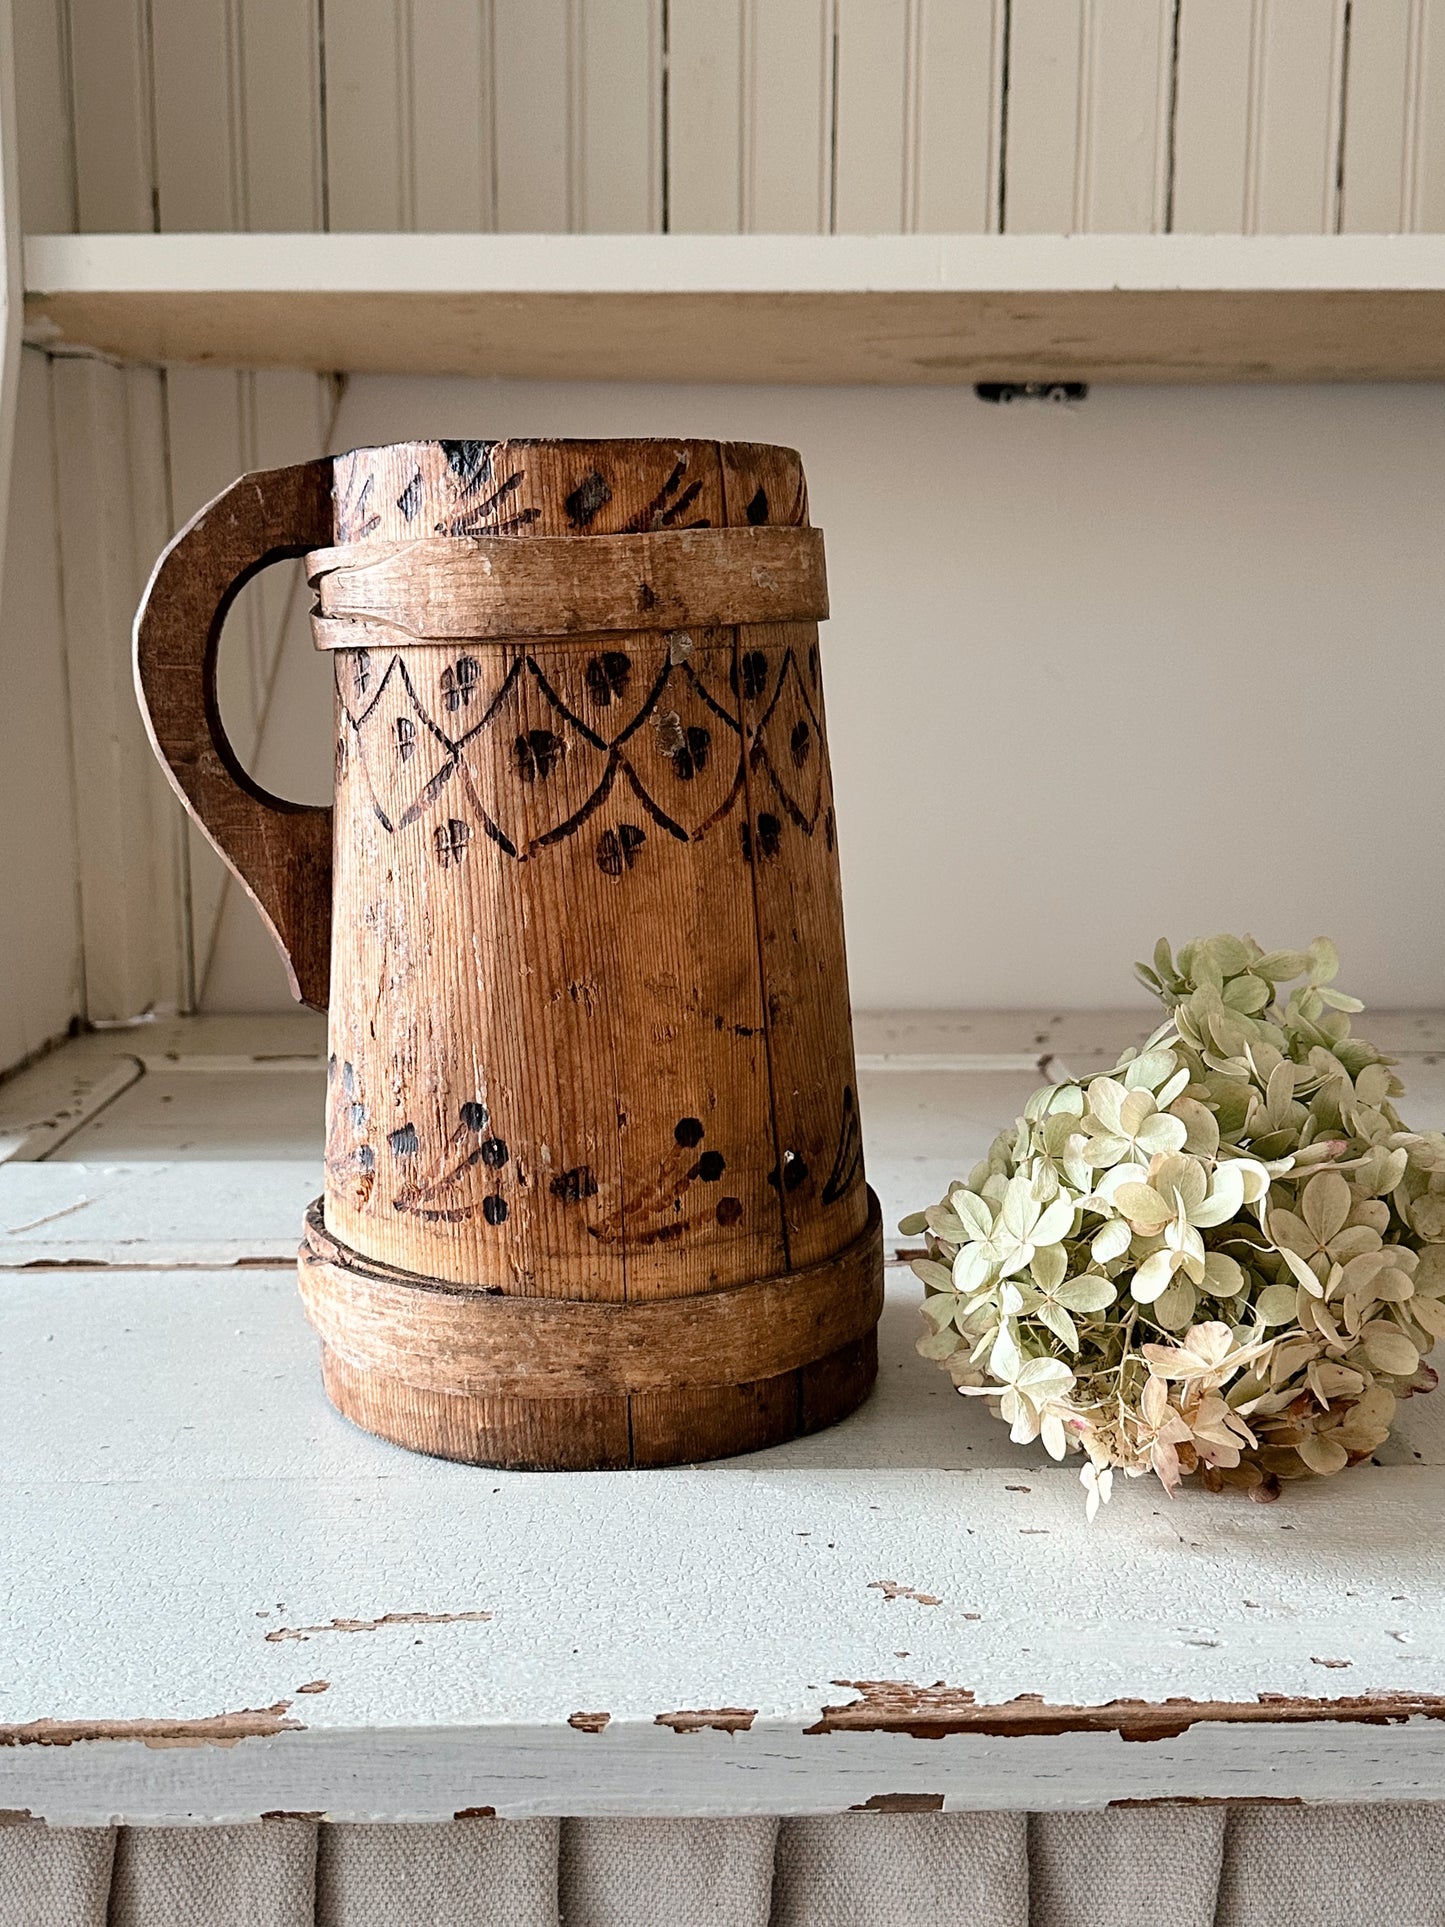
[298,1189,883,1399]
[307,525,828,649]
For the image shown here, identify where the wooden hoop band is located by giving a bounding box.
[307,525,828,650]
[298,1189,883,1400]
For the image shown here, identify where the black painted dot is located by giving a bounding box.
[482,1193,508,1225]
[716,1197,744,1226]
[789,719,812,767]
[388,1123,418,1156]
[696,1150,726,1182]
[585,650,632,707]
[357,1145,375,1173]
[342,1061,356,1096]
[823,807,836,853]
[675,1117,705,1148]
[769,1151,809,1192]
[479,1136,509,1168]
[350,1102,367,1129]
[741,650,769,700]
[565,470,612,528]
[757,813,783,860]
[460,1101,489,1132]
[745,486,769,525]
[550,1166,598,1203]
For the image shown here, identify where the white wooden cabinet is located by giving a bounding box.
[4,0,1445,1063]
[3,1012,1445,1821]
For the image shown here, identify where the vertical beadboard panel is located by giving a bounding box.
[410,0,494,229]
[1417,0,1445,227]
[1001,0,1083,231]
[1077,0,1175,230]
[150,0,240,229]
[833,0,910,232]
[1251,0,1347,232]
[494,0,572,230]
[667,0,743,231]
[66,0,154,229]
[1170,0,1255,230]
[51,356,187,1020]
[323,0,412,229]
[577,0,662,231]
[1340,0,1416,230]
[240,0,325,229]
[0,351,83,1067]
[911,0,1004,233]
[1343,0,1445,231]
[13,0,76,231]
[742,0,831,233]
[1173,0,1348,234]
[146,0,326,229]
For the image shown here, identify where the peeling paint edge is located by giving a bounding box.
[0,1703,301,1749]
[808,1685,1445,1743]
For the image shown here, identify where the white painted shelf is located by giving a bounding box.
[23,233,1445,385]
[4,1012,1445,1823]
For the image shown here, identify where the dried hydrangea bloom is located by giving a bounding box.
[901,934,1445,1512]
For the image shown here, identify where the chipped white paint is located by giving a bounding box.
[4,1012,1445,1820]
[0,1162,319,1265]
[0,1053,141,1161]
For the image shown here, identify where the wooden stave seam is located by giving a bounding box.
[299,1189,884,1400]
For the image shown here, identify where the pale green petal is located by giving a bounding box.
[1256,1281,1300,1325]
[1037,1301,1080,1351]
[1115,1183,1173,1235]
[1202,1250,1246,1297]
[1030,1242,1067,1293]
[1301,1170,1352,1245]
[1058,1275,1118,1313]
[1131,1247,1177,1303]
[1091,1218,1132,1264]
[1030,1197,1076,1248]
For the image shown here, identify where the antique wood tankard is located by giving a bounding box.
[135,438,883,1468]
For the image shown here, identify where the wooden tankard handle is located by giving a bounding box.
[134,461,335,1010]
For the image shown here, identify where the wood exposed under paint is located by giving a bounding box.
[0,1705,301,1748]
[264,1612,492,1644]
[808,1684,1445,1741]
[655,1710,759,1734]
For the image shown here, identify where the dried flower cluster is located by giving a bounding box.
[903,936,1445,1515]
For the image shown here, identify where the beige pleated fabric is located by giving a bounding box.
[316,1819,559,1927]
[1030,1806,1227,1927]
[109,1820,317,1926]
[0,1824,113,1927]
[1217,1802,1445,1927]
[4,1802,1445,1925]
[560,1818,777,1926]
[772,1812,1028,1927]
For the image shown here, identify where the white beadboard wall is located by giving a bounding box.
[6,0,1445,1035]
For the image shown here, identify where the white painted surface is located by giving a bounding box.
[26,229,1445,298]
[2,1012,1444,1819]
[49,354,189,1023]
[4,1287,1445,1818]
[0,350,85,1066]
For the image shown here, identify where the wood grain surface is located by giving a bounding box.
[307,525,828,645]
[306,437,878,1466]
[133,460,335,1010]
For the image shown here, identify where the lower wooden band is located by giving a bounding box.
[299,1189,883,1401]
